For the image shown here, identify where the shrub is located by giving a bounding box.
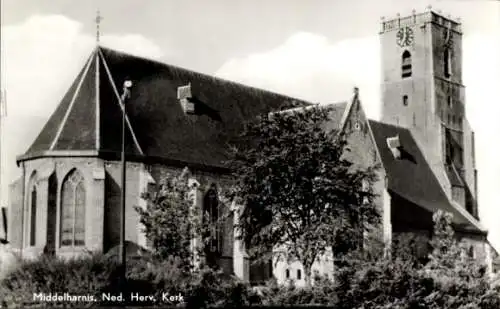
[0,252,117,308]
[255,276,337,306]
[332,211,500,309]
[127,257,258,308]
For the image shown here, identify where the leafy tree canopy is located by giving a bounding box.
[227,106,380,286]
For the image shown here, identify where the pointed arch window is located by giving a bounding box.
[60,169,86,247]
[29,182,37,246]
[203,184,222,254]
[401,50,412,78]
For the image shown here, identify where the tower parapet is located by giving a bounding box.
[380,10,462,34]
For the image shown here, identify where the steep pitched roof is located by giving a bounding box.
[19,46,312,169]
[368,120,484,234]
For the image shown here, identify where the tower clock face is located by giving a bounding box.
[396,27,414,47]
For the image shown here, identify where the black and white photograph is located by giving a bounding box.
[0,0,499,307]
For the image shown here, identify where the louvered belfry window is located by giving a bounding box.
[401,50,412,78]
[444,48,452,79]
[204,185,221,254]
[60,169,86,247]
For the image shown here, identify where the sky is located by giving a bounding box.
[0,0,499,250]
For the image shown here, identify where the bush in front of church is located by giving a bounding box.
[332,211,500,309]
[254,275,338,306]
[127,256,260,308]
[0,252,117,307]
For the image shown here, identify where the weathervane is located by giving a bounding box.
[95,10,102,44]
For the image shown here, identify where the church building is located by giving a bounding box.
[6,9,495,284]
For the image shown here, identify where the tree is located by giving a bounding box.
[420,210,500,309]
[136,171,227,270]
[135,173,195,266]
[227,106,380,287]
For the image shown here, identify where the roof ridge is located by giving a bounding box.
[368,119,414,133]
[98,46,314,106]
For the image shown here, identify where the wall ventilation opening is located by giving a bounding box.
[177,83,195,114]
[403,95,409,106]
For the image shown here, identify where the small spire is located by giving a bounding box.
[95,10,103,44]
[426,5,432,11]
[353,87,359,96]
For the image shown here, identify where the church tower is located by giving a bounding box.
[379,9,478,218]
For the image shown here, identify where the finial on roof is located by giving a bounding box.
[381,16,385,21]
[426,5,432,11]
[354,87,359,96]
[95,10,102,44]
[412,9,416,15]
[396,13,400,17]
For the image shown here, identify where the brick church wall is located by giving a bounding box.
[146,163,236,274]
[11,157,105,259]
[7,177,23,249]
[341,101,389,246]
[103,161,142,250]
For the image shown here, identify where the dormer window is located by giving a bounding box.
[401,50,412,78]
[177,84,195,114]
[386,135,401,159]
